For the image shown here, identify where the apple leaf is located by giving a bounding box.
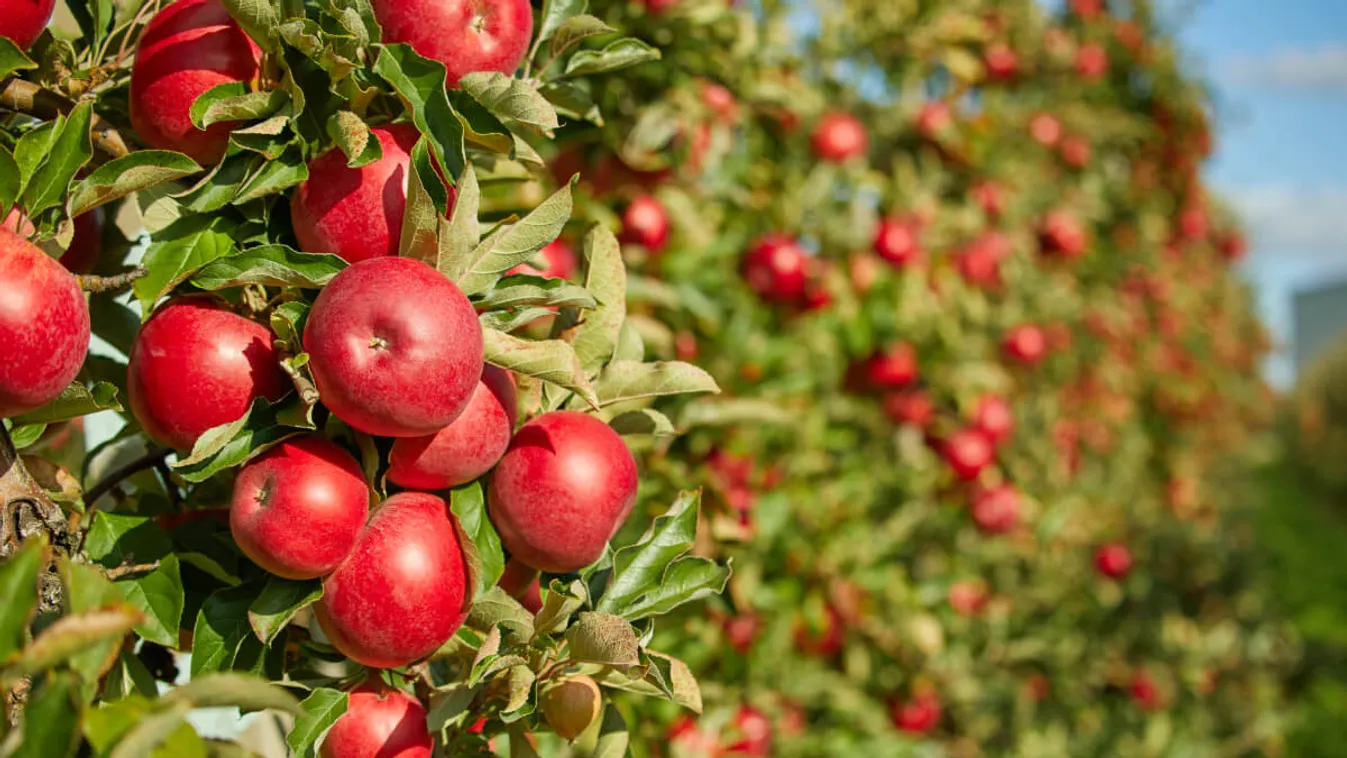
[535,0,588,50]
[584,361,720,409]
[173,398,301,483]
[69,151,201,217]
[539,81,604,126]
[482,329,598,409]
[455,179,575,296]
[178,153,259,214]
[549,14,617,58]
[191,585,265,678]
[0,537,48,663]
[219,0,280,52]
[474,276,597,310]
[562,38,661,78]
[465,587,535,643]
[451,483,505,597]
[479,308,559,334]
[162,672,302,714]
[287,688,348,758]
[13,121,59,199]
[6,605,144,679]
[561,224,626,373]
[15,673,82,758]
[56,559,131,684]
[24,101,94,219]
[249,577,322,645]
[398,137,445,262]
[0,37,36,81]
[234,145,309,203]
[327,110,383,168]
[446,90,514,154]
[190,82,289,130]
[0,147,21,218]
[373,44,466,180]
[533,579,588,637]
[608,409,676,437]
[459,72,560,134]
[133,215,237,318]
[595,651,701,713]
[11,381,121,425]
[191,245,347,289]
[438,162,480,278]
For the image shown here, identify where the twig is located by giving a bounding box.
[103,561,160,581]
[153,460,181,510]
[0,78,132,159]
[82,446,171,510]
[278,350,322,409]
[77,267,148,293]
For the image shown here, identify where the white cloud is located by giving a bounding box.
[1224,183,1347,253]
[1220,44,1347,92]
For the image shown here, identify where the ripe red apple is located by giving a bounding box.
[794,604,844,658]
[722,706,772,756]
[972,181,1005,217]
[291,124,427,264]
[1029,112,1062,147]
[128,296,289,450]
[855,343,919,391]
[700,80,739,123]
[1071,0,1106,18]
[1003,324,1048,366]
[1178,205,1208,240]
[723,614,760,655]
[304,256,483,437]
[873,219,921,267]
[668,716,718,756]
[1076,42,1109,81]
[507,239,578,279]
[0,228,90,418]
[973,395,1014,446]
[811,113,868,162]
[942,428,995,481]
[230,436,369,580]
[387,365,516,490]
[883,390,934,428]
[320,681,431,758]
[956,232,1011,288]
[1060,135,1092,168]
[891,692,941,734]
[129,0,261,164]
[497,557,542,614]
[1130,670,1163,711]
[1039,210,1088,258]
[488,411,638,572]
[972,485,1021,534]
[1094,543,1133,579]
[741,235,809,305]
[619,194,670,252]
[948,580,988,616]
[984,42,1019,81]
[1218,231,1247,262]
[0,0,56,50]
[915,102,954,141]
[3,206,106,275]
[370,0,532,87]
[316,492,469,667]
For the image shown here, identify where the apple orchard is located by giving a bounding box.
[0,0,1297,756]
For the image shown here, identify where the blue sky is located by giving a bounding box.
[1166,0,1347,385]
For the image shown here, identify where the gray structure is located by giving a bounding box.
[1294,279,1347,374]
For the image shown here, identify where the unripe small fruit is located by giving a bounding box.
[488,411,638,573]
[320,682,431,758]
[811,113,868,162]
[620,194,670,252]
[942,428,995,481]
[741,235,809,304]
[129,0,261,164]
[972,485,1021,534]
[387,365,517,490]
[873,219,921,267]
[540,676,602,742]
[305,257,483,437]
[230,436,369,580]
[371,0,533,87]
[0,228,90,418]
[1095,543,1133,579]
[723,614,760,654]
[128,296,288,450]
[0,0,56,50]
[1060,135,1092,168]
[1003,324,1048,366]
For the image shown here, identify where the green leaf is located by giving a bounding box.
[533,579,587,637]
[592,706,630,758]
[425,683,479,732]
[12,381,122,425]
[173,398,300,483]
[70,151,202,217]
[677,398,794,428]
[566,225,626,373]
[451,483,505,596]
[191,585,263,677]
[14,672,81,758]
[588,361,719,408]
[475,276,597,310]
[66,0,118,58]
[286,688,348,758]
[14,121,60,196]
[248,577,322,645]
[373,44,466,180]
[438,163,480,278]
[234,146,309,203]
[456,180,575,296]
[447,90,513,153]
[480,308,559,334]
[608,409,675,437]
[398,137,444,261]
[536,0,588,49]
[84,512,183,648]
[0,536,48,663]
[24,101,94,218]
[565,612,640,666]
[106,701,199,758]
[190,83,288,129]
[133,215,236,317]
[539,82,603,126]
[6,423,46,449]
[483,330,597,409]
[459,72,560,134]
[327,110,383,168]
[177,153,258,213]
[505,664,535,714]
[191,245,347,289]
[465,587,534,642]
[218,0,280,52]
[595,651,700,712]
[6,605,143,679]
[549,14,616,58]
[162,672,303,713]
[0,36,37,80]
[562,38,661,78]
[57,559,129,684]
[120,556,185,648]
[0,147,20,217]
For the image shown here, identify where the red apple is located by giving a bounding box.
[1060,135,1092,168]
[973,395,1014,446]
[638,0,680,14]
[370,0,533,87]
[794,604,844,658]
[942,428,995,481]
[1076,42,1109,80]
[507,239,578,279]
[811,113,868,162]
[972,485,1021,534]
[741,235,809,305]
[316,492,469,668]
[128,296,287,450]
[1029,112,1062,147]
[1039,210,1088,258]
[948,580,988,616]
[972,181,1005,216]
[723,614,760,655]
[1130,670,1163,711]
[129,0,261,164]
[3,206,104,274]
[619,194,670,252]
[1218,231,1247,262]
[304,257,484,437]
[230,436,369,580]
[723,706,772,756]
[291,124,427,264]
[956,232,1011,288]
[883,390,934,428]
[1178,205,1208,240]
[856,343,919,391]
[668,716,717,756]
[0,227,90,418]
[1071,0,1106,18]
[0,0,56,50]
[488,411,638,573]
[1003,324,1048,366]
[891,692,941,734]
[984,42,1019,81]
[700,80,739,123]
[1094,543,1133,579]
[497,557,542,614]
[320,681,431,758]
[873,218,921,267]
[916,102,954,141]
[387,365,516,490]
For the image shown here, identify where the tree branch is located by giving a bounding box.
[82,446,171,510]
[77,267,148,293]
[0,77,132,160]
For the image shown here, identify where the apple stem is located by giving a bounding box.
[77,267,148,294]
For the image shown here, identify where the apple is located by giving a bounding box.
[723,706,772,756]
[984,42,1018,81]
[304,256,484,437]
[700,79,739,123]
[1071,0,1106,18]
[0,227,90,418]
[873,219,921,267]
[1060,135,1092,168]
[3,207,104,274]
[723,613,760,654]
[668,716,718,756]
[488,411,638,572]
[315,492,470,668]
[794,604,844,657]
[128,296,289,450]
[891,692,941,734]
[1218,231,1247,262]
[956,232,1010,288]
[507,239,578,279]
[638,0,681,14]
[619,194,670,252]
[741,234,809,304]
[942,428,995,481]
[1130,670,1164,711]
[1039,210,1088,258]
[540,676,602,742]
[291,124,434,264]
[1094,543,1133,579]
[1029,112,1062,147]
[370,0,533,87]
[129,0,262,164]
[883,390,934,428]
[1178,205,1208,240]
[387,365,516,491]
[497,557,542,614]
[230,436,369,580]
[972,395,1014,446]
[320,681,431,758]
[972,181,1005,217]
[916,102,953,141]
[811,112,868,162]
[0,0,56,50]
[1076,42,1109,81]
[1003,324,1047,366]
[972,485,1021,534]
[854,343,919,391]
[948,581,988,616]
